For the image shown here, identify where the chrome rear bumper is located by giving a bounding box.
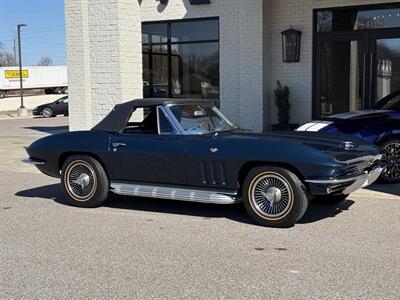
[22,158,45,165]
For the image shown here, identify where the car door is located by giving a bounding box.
[109,106,187,185]
[62,97,69,114]
[54,96,68,115]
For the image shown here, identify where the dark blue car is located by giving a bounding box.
[23,99,384,228]
[297,90,400,183]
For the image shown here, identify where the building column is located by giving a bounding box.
[65,0,93,130]
[238,0,264,131]
[65,0,143,131]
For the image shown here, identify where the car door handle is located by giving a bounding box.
[209,147,219,153]
[112,143,127,148]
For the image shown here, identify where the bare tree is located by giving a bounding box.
[0,41,15,67]
[37,56,53,66]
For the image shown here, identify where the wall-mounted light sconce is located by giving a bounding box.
[281,28,301,62]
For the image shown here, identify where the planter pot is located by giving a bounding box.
[269,123,299,131]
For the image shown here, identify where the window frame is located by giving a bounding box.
[157,105,180,135]
[142,17,220,99]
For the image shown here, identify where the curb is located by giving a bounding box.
[0,110,34,120]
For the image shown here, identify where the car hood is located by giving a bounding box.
[218,130,382,163]
[324,109,393,121]
[34,103,52,110]
[35,102,54,109]
[296,109,399,133]
[222,130,363,145]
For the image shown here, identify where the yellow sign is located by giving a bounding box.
[4,70,29,79]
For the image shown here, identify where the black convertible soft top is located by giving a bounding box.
[92,98,214,133]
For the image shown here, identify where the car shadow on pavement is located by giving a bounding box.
[23,126,69,135]
[15,184,355,226]
[298,200,355,224]
[15,183,71,206]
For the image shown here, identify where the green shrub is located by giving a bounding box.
[274,81,291,124]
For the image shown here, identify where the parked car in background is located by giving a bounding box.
[0,66,67,98]
[297,90,400,183]
[32,96,69,118]
[24,99,384,228]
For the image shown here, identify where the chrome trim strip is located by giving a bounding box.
[334,154,383,164]
[22,158,45,165]
[361,166,384,188]
[305,172,368,184]
[156,106,161,134]
[343,165,384,194]
[306,165,384,190]
[110,182,240,204]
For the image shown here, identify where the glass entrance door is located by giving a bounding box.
[371,32,400,105]
[313,4,400,118]
[315,35,368,117]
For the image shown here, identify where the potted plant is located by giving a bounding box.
[270,81,298,131]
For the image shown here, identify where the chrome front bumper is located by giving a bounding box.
[306,164,385,195]
[22,158,45,165]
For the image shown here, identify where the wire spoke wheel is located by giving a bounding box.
[381,142,400,181]
[65,161,97,201]
[250,173,293,219]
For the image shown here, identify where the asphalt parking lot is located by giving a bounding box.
[1,117,399,299]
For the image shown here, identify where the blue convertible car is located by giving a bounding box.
[24,99,384,227]
[297,91,400,183]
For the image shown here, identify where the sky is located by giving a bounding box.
[0,0,66,66]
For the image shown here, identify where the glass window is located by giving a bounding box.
[316,6,400,32]
[317,11,333,32]
[150,45,169,98]
[171,19,219,43]
[124,107,158,134]
[142,23,168,44]
[319,40,365,116]
[143,53,151,98]
[142,18,219,102]
[376,38,400,101]
[171,43,219,100]
[380,95,400,111]
[169,104,233,135]
[157,108,175,134]
[356,8,400,30]
[374,92,400,111]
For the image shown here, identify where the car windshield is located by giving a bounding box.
[374,91,400,111]
[56,96,68,104]
[169,104,235,134]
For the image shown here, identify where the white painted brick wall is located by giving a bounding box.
[65,0,93,130]
[65,0,142,131]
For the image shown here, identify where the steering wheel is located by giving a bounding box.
[186,121,211,133]
[198,121,211,131]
